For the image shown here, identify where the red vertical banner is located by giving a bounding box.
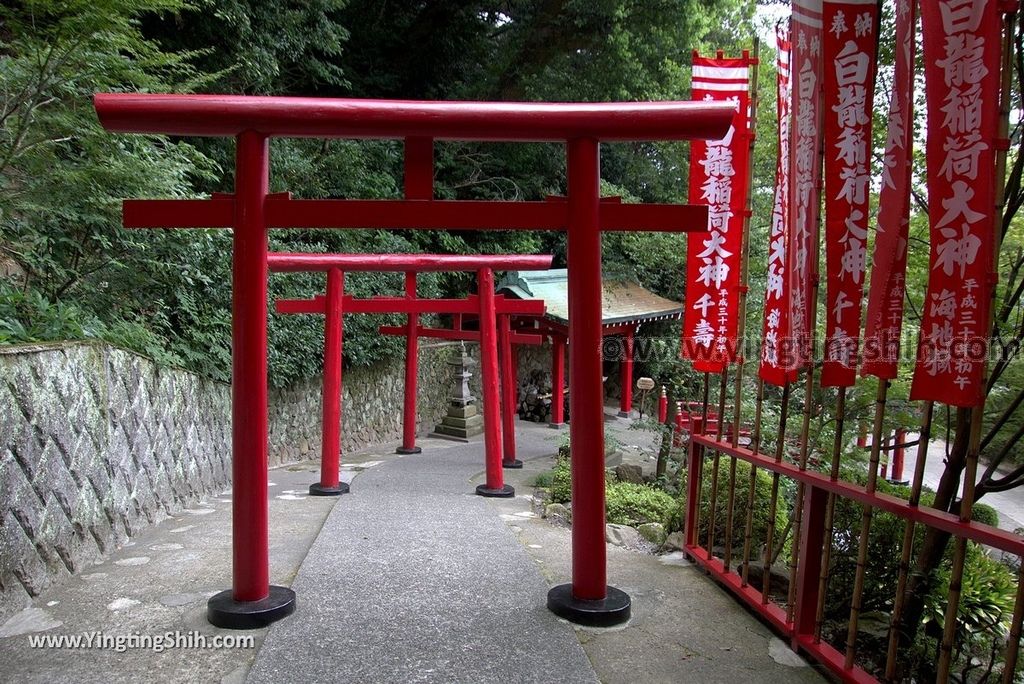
[788,0,825,375]
[683,53,753,372]
[862,0,916,380]
[820,0,879,386]
[760,26,795,386]
[910,0,1001,407]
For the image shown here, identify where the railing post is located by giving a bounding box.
[891,428,908,484]
[617,327,635,417]
[309,267,349,496]
[793,485,828,643]
[685,416,705,549]
[207,130,295,629]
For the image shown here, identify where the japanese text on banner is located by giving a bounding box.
[862,0,916,380]
[821,0,878,387]
[683,54,752,373]
[787,0,825,375]
[910,0,1000,407]
[759,26,795,386]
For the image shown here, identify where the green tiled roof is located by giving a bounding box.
[497,268,683,326]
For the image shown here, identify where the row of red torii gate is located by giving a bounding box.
[272,256,685,498]
[93,93,733,630]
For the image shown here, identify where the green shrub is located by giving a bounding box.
[684,459,790,554]
[541,457,682,528]
[605,481,681,529]
[548,458,572,504]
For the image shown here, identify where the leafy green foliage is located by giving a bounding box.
[544,456,682,529]
[1,0,754,386]
[605,480,682,530]
[685,458,790,555]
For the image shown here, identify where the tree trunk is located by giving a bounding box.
[895,407,971,678]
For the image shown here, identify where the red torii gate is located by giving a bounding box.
[94,93,731,630]
[379,307,546,467]
[268,252,551,497]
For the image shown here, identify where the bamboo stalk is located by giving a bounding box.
[741,378,766,586]
[762,381,791,604]
[813,387,847,642]
[936,409,984,682]
[936,7,1014,679]
[844,379,889,669]
[701,372,710,422]
[706,369,729,555]
[786,349,823,623]
[723,40,760,574]
[717,368,729,444]
[884,400,934,680]
[1001,563,1024,684]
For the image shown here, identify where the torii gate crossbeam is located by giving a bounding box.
[94,93,732,631]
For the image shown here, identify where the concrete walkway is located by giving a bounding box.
[247,435,595,684]
[900,432,1024,532]
[248,415,826,684]
[0,410,827,683]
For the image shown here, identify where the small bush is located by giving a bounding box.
[605,481,681,529]
[683,459,790,549]
[540,457,682,528]
[548,458,572,503]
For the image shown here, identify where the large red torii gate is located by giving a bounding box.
[267,252,551,498]
[94,93,732,630]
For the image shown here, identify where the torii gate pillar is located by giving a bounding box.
[546,138,630,625]
[207,132,296,628]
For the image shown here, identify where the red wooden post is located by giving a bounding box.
[499,314,522,468]
[397,271,422,455]
[674,401,686,447]
[547,138,631,627]
[310,268,349,496]
[684,417,706,549]
[658,385,668,424]
[617,327,635,417]
[397,136,431,455]
[206,131,295,628]
[793,485,828,643]
[891,428,908,484]
[475,268,513,498]
[549,335,566,428]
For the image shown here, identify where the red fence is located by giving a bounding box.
[684,416,1024,683]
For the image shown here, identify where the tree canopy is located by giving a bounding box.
[0,0,752,386]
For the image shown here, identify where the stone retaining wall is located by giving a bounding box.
[268,340,483,464]
[0,339,483,620]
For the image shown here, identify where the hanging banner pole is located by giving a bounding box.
[683,50,755,374]
[760,24,795,387]
[937,3,1016,678]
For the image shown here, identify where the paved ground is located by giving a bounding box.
[900,433,1024,532]
[0,460,345,683]
[0,408,827,683]
[247,434,596,684]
